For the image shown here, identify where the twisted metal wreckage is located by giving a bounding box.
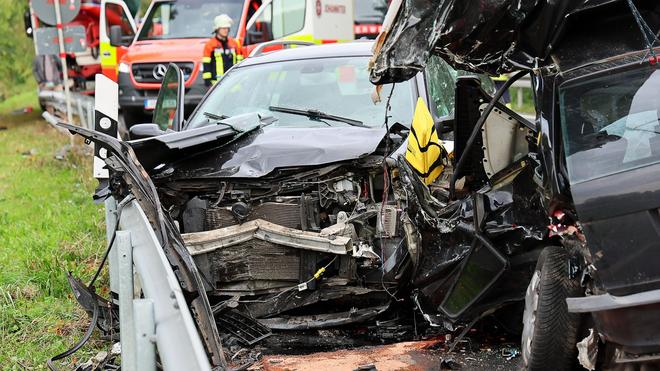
[60,88,544,368]
[55,0,660,369]
[372,0,660,369]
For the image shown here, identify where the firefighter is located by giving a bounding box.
[202,14,243,87]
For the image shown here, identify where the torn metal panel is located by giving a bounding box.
[480,106,531,179]
[182,219,352,256]
[369,0,658,82]
[258,304,389,330]
[397,152,547,324]
[245,286,388,319]
[215,309,272,346]
[66,274,119,338]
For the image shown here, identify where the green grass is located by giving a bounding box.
[0,82,39,115]
[509,87,536,115]
[0,111,108,369]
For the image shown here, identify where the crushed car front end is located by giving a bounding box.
[61,41,561,369]
[369,0,660,368]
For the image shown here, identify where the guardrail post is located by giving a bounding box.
[119,201,213,371]
[87,101,94,130]
[134,299,156,371]
[117,230,137,371]
[76,98,86,128]
[105,197,119,298]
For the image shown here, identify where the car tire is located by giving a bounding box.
[521,246,583,371]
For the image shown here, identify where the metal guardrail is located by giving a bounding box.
[39,90,95,130]
[105,197,212,371]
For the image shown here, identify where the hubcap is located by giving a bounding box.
[522,270,541,368]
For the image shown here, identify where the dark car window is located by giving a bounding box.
[105,3,135,39]
[187,56,417,129]
[560,66,660,184]
[138,0,244,40]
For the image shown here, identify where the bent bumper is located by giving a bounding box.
[567,289,660,354]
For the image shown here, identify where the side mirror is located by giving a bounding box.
[153,63,185,131]
[245,29,262,45]
[109,25,123,47]
[129,124,167,139]
[435,114,455,134]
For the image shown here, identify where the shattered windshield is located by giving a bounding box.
[187,57,416,129]
[560,65,660,184]
[137,0,244,40]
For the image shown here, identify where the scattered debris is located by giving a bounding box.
[354,363,377,371]
[73,345,120,371]
[440,358,462,369]
[10,107,34,115]
[576,329,598,371]
[21,148,38,157]
[500,347,519,361]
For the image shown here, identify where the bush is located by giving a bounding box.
[0,0,34,97]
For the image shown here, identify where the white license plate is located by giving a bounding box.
[144,99,157,110]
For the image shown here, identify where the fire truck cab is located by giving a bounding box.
[100,0,263,126]
[100,0,355,127]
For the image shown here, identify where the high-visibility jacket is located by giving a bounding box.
[202,37,243,86]
[492,74,509,81]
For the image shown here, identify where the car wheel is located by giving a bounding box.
[521,246,583,371]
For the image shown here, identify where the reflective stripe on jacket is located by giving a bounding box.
[202,37,244,85]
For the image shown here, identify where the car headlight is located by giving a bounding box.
[118,62,130,73]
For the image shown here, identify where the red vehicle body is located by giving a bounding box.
[28,0,126,92]
[103,0,262,124]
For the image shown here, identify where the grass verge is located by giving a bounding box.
[0,83,39,114]
[0,111,107,369]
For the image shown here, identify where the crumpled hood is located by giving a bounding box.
[368,0,656,82]
[124,39,207,63]
[217,126,388,178]
[137,120,389,180]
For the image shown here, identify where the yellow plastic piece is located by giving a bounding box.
[313,267,326,280]
[406,98,447,185]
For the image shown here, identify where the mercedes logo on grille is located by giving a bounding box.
[152,64,168,80]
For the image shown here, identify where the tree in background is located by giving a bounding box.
[0,0,35,99]
[0,0,152,101]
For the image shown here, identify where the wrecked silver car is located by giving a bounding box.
[371,0,660,370]
[60,42,551,369]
